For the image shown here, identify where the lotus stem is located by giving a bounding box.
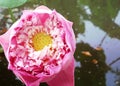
[9,8,16,23]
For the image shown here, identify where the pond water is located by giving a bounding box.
[0,0,120,86]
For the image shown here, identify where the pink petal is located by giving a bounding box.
[47,58,75,86]
[11,63,62,86]
[55,11,76,52]
[0,30,10,54]
[66,21,76,52]
[34,5,52,14]
[13,70,40,86]
[0,20,19,60]
[64,20,76,52]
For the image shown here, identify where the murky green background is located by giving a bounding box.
[0,0,120,86]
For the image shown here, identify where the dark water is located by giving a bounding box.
[0,0,120,86]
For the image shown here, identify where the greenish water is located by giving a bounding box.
[0,0,120,86]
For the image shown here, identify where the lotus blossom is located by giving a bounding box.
[0,6,76,86]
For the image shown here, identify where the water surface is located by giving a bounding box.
[0,0,120,86]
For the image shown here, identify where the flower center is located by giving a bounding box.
[32,32,52,51]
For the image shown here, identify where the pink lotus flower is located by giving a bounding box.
[0,6,76,86]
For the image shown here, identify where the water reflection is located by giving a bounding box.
[77,0,120,39]
[0,0,120,86]
[76,20,120,86]
[75,42,108,86]
[114,10,120,26]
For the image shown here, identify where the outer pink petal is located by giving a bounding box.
[21,5,52,17]
[12,65,62,86]
[34,5,52,14]
[55,11,76,52]
[13,70,40,86]
[0,20,19,60]
[47,57,75,86]
[0,29,10,53]
[65,21,76,52]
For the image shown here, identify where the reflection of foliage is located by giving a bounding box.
[0,0,120,86]
[74,42,109,86]
[109,57,120,66]
[77,0,120,39]
[109,57,120,80]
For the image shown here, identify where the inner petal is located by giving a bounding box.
[32,32,52,51]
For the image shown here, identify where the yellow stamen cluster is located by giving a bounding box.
[32,32,52,51]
